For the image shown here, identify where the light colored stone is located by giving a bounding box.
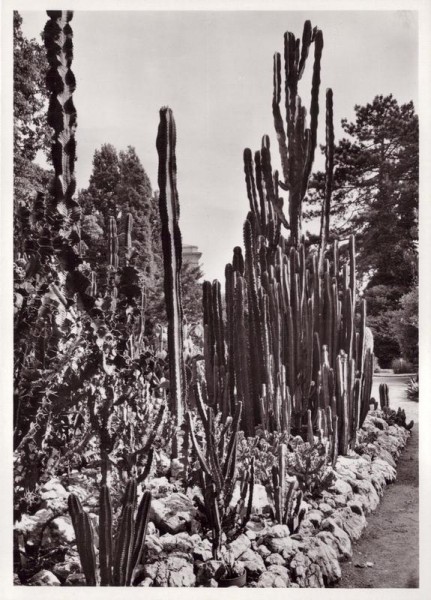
[150,493,196,534]
[273,536,300,559]
[190,535,213,562]
[257,564,290,587]
[145,534,164,561]
[41,479,68,498]
[319,502,333,516]
[238,548,266,578]
[231,482,271,514]
[331,477,353,497]
[265,553,285,566]
[49,515,75,543]
[264,524,290,539]
[334,506,367,541]
[145,554,196,587]
[256,544,271,559]
[305,537,341,584]
[306,509,323,528]
[350,479,380,513]
[372,457,397,483]
[289,551,324,587]
[319,518,352,560]
[229,533,251,559]
[28,570,61,586]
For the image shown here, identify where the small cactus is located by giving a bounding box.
[68,479,152,586]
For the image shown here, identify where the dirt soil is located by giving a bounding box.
[335,375,419,588]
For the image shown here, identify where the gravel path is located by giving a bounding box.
[335,374,419,588]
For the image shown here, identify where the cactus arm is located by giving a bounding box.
[127,490,152,586]
[67,494,97,585]
[186,412,213,479]
[318,88,334,270]
[99,485,112,586]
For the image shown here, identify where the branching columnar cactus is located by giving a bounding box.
[186,395,254,559]
[197,22,374,454]
[68,479,152,586]
[272,21,323,246]
[156,107,186,456]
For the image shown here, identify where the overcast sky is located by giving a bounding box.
[20,10,418,283]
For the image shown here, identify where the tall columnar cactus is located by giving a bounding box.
[44,11,79,222]
[156,107,186,455]
[68,479,152,586]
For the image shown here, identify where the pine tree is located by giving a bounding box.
[307,95,418,366]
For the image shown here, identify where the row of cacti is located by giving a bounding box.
[68,479,152,586]
[195,21,374,456]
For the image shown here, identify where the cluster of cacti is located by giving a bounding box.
[198,21,374,456]
[14,12,160,500]
[378,384,414,430]
[185,392,254,559]
[156,107,186,457]
[68,479,152,585]
[267,443,305,532]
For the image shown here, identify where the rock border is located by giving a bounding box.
[17,409,411,587]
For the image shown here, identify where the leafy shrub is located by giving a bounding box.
[391,357,414,374]
[367,312,401,368]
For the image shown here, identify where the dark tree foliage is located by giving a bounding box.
[181,262,204,324]
[13,11,50,163]
[78,144,157,287]
[78,145,203,330]
[13,12,53,245]
[307,95,418,365]
[308,95,418,284]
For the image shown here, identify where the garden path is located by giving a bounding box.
[335,374,419,588]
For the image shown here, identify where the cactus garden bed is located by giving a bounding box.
[14,408,412,588]
[13,11,418,590]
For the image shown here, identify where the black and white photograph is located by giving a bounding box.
[1,0,430,595]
